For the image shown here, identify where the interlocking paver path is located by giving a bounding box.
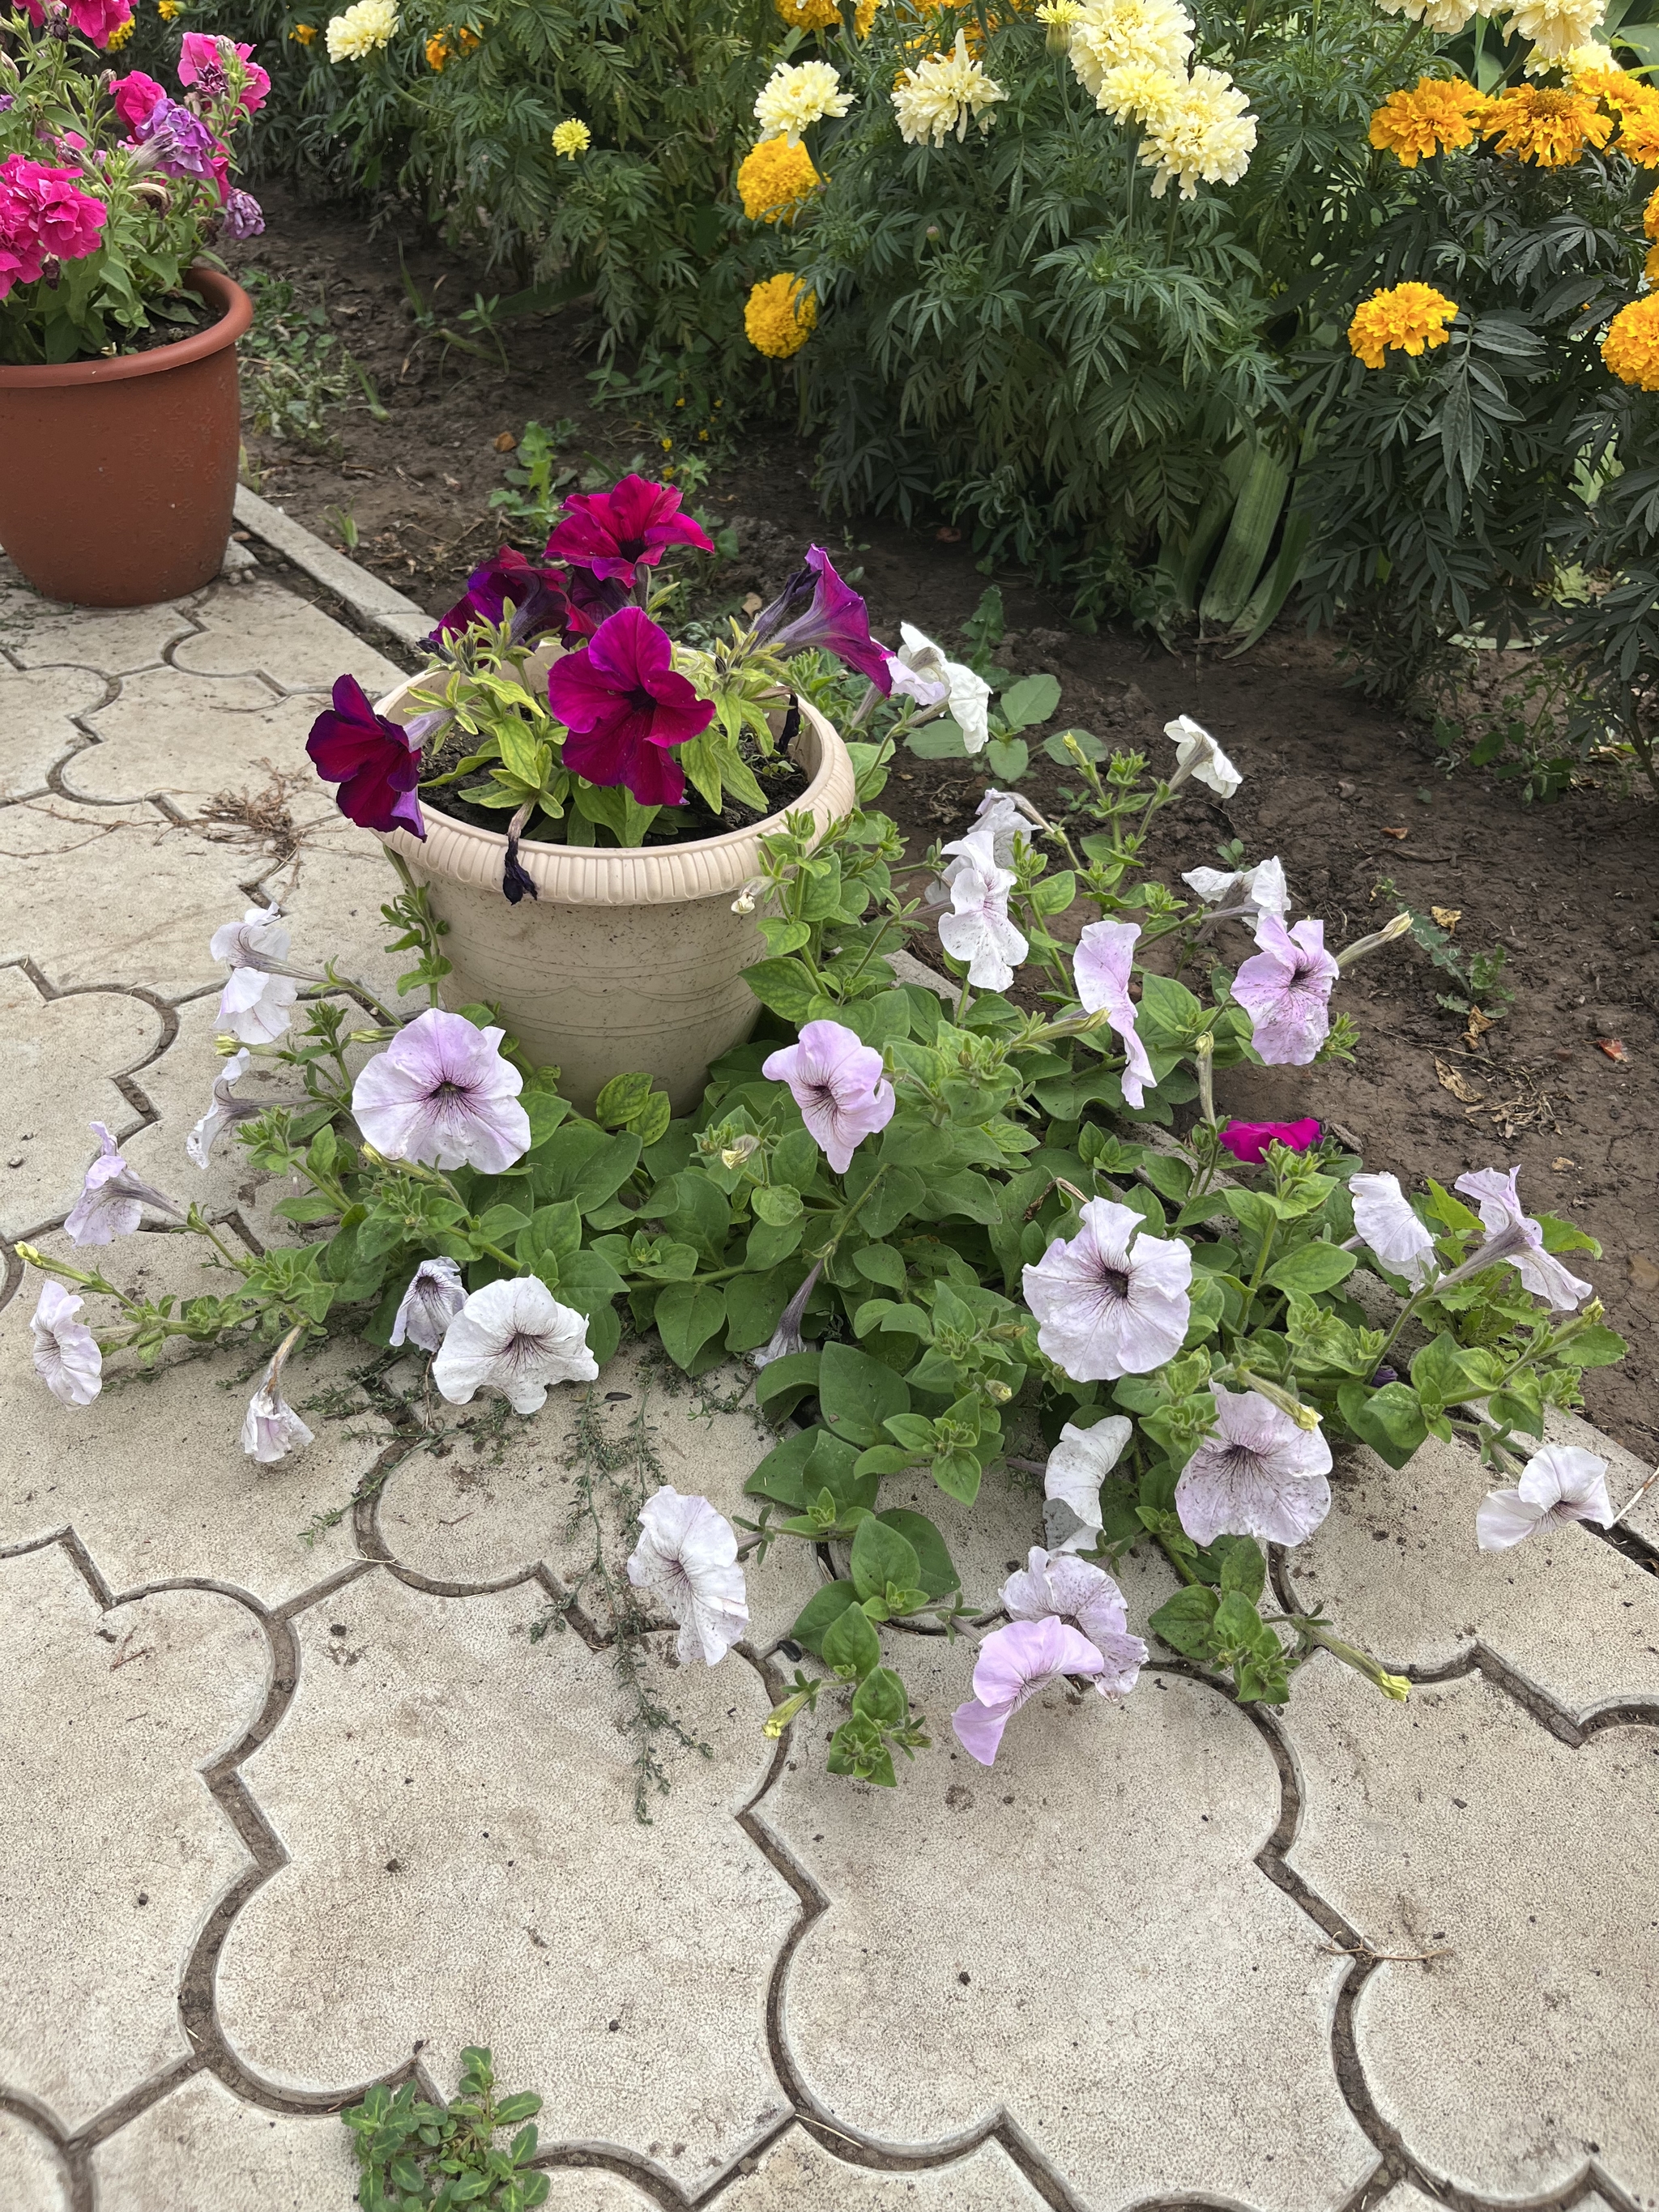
[2,552,1657,2212]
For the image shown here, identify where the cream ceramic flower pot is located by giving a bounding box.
[376,676,856,1115]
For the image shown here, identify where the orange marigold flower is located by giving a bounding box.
[1617,92,1659,165]
[1603,292,1659,386]
[1644,185,1659,239]
[1482,84,1613,165]
[425,30,449,66]
[1369,76,1491,168]
[1645,241,1659,283]
[1348,282,1460,370]
[736,137,823,224]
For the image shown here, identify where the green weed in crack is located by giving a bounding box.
[293,1353,511,1546]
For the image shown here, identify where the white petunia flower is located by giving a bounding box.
[186,1048,264,1169]
[1023,1196,1192,1383]
[626,1485,749,1664]
[1041,1415,1132,1552]
[432,1276,599,1413]
[389,1256,467,1353]
[1174,1384,1333,1547]
[30,1281,102,1408]
[889,620,993,752]
[1349,1172,1438,1289]
[1164,713,1242,798]
[892,32,1007,146]
[937,833,1028,990]
[212,903,299,1046]
[1476,1443,1615,1551]
[1182,855,1288,918]
[755,58,852,144]
[1453,1165,1593,1314]
[64,1122,183,1246]
[1072,919,1156,1109]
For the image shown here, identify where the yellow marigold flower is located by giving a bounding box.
[156,0,182,18]
[1645,241,1659,283]
[106,11,134,41]
[1616,92,1659,166]
[290,19,318,37]
[552,119,591,158]
[1644,185,1659,239]
[775,0,841,23]
[744,271,817,358]
[1482,84,1612,165]
[426,30,449,66]
[1368,76,1491,168]
[736,137,822,223]
[1602,292,1659,386]
[1347,282,1460,369]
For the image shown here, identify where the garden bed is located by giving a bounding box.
[228,190,1657,1460]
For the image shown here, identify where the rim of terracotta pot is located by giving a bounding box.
[0,267,251,389]
[375,671,855,908]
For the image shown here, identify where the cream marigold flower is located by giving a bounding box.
[1347,280,1459,369]
[1373,0,1478,32]
[1503,0,1602,60]
[754,58,853,143]
[326,0,397,60]
[1603,292,1659,387]
[736,136,822,221]
[1482,83,1612,165]
[552,118,591,158]
[744,271,817,357]
[1137,63,1256,198]
[1556,38,1617,73]
[892,30,1008,143]
[1094,58,1183,123]
[1067,0,1192,97]
[1369,75,1492,167]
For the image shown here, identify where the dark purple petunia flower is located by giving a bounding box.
[544,474,714,587]
[561,562,629,641]
[429,546,571,650]
[748,544,893,693]
[546,606,714,808]
[306,676,427,838]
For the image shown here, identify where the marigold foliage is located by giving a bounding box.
[1481,83,1612,167]
[1645,185,1659,241]
[1601,292,1659,387]
[1347,281,1459,368]
[745,271,817,356]
[1369,77,1491,168]
[737,136,822,221]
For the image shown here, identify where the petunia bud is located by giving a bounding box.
[721,1135,761,1170]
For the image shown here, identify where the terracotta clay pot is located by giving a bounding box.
[376,676,857,1115]
[0,267,252,607]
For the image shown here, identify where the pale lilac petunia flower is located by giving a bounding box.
[626,1485,749,1664]
[1174,1383,1333,1547]
[389,1255,467,1353]
[241,1338,315,1466]
[1232,913,1341,1066]
[937,833,1027,990]
[888,621,993,752]
[1165,714,1242,798]
[30,1281,102,1407]
[1072,919,1156,1108]
[1042,1414,1132,1552]
[763,1020,894,1174]
[1182,855,1288,918]
[186,1048,266,1169]
[211,903,301,1046]
[750,1259,823,1369]
[352,1009,531,1174]
[1001,1546,1147,1694]
[931,791,1037,908]
[1453,1165,1593,1314]
[431,1276,598,1413]
[951,1616,1106,1767]
[64,1122,184,1245]
[1349,1171,1438,1289]
[1022,1197,1192,1383]
[1476,1443,1616,1551]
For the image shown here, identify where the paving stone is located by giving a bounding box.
[4,598,203,677]
[0,665,109,802]
[253,833,424,1012]
[172,578,407,694]
[719,2129,1053,2210]
[1284,1660,1659,2206]
[1287,1434,1659,1717]
[0,968,163,1239]
[535,2172,660,2210]
[215,1571,796,2189]
[0,2112,69,2212]
[67,668,327,811]
[0,1546,267,2129]
[1375,2192,1614,2212]
[91,2074,356,2212]
[764,1647,1374,2212]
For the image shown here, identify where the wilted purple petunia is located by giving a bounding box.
[1041,1414,1132,1552]
[938,833,1027,991]
[750,1259,823,1369]
[30,1281,102,1408]
[1073,919,1155,1109]
[389,1255,467,1353]
[544,474,714,586]
[1022,1197,1192,1383]
[1453,1165,1593,1314]
[626,1485,750,1665]
[352,1009,531,1174]
[763,1019,894,1174]
[187,1047,265,1168]
[748,546,893,692]
[306,676,427,839]
[431,1276,598,1413]
[1349,1170,1438,1288]
[1001,1546,1147,1694]
[1476,1443,1615,1551]
[951,1616,1106,1767]
[211,903,299,1046]
[1174,1384,1333,1548]
[1218,1118,1321,1166]
[429,545,571,650]
[241,1340,314,1465]
[1183,855,1288,918]
[1232,913,1340,1066]
[64,1122,184,1246]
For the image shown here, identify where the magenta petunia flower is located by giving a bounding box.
[1218,1118,1321,1166]
[1174,1384,1333,1548]
[561,562,629,641]
[1073,919,1155,1109]
[430,546,570,649]
[1231,913,1340,1066]
[0,157,107,288]
[1453,1164,1593,1313]
[951,1617,1106,1767]
[1001,1546,1147,1695]
[352,1009,531,1174]
[178,32,271,113]
[748,545,893,692]
[762,1019,895,1174]
[111,70,167,130]
[306,675,428,838]
[1022,1196,1192,1383]
[544,474,714,586]
[23,0,132,46]
[546,605,714,807]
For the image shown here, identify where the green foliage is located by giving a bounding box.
[240,270,360,449]
[342,2046,549,2211]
